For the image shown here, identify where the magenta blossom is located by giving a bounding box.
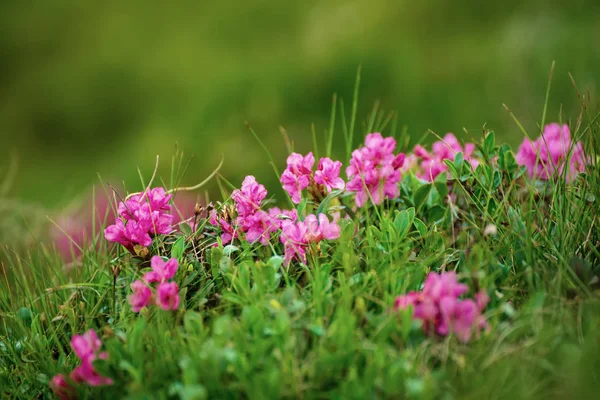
[143,256,179,284]
[104,186,174,251]
[281,152,344,204]
[128,280,152,312]
[268,207,299,230]
[516,123,588,181]
[69,330,113,387]
[314,158,345,192]
[394,272,489,343]
[50,374,75,400]
[210,176,285,246]
[346,133,405,207]
[156,282,180,310]
[280,213,341,265]
[402,133,480,182]
[232,175,268,218]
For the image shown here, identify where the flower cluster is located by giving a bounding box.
[104,187,173,251]
[394,272,489,343]
[280,213,341,265]
[51,330,113,399]
[516,123,588,181]
[210,176,298,246]
[403,133,479,182]
[129,256,180,312]
[346,133,405,207]
[281,152,345,204]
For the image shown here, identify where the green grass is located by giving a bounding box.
[1,84,600,399]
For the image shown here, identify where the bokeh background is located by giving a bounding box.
[1,0,599,209]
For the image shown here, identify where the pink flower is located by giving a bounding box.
[516,123,588,181]
[69,330,113,387]
[50,374,75,400]
[281,219,309,265]
[403,133,480,182]
[156,282,180,310]
[123,220,153,247]
[232,175,267,217]
[146,187,173,211]
[394,292,420,310]
[105,186,174,250]
[103,219,132,250]
[280,213,340,266]
[314,158,345,191]
[281,152,345,204]
[70,358,113,387]
[128,280,152,312]
[71,330,102,361]
[346,133,404,207]
[242,210,278,245]
[304,214,341,242]
[394,272,489,343]
[280,169,308,204]
[143,256,179,284]
[268,207,298,230]
[286,152,315,176]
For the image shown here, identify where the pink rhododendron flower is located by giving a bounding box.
[280,213,341,265]
[69,330,113,387]
[232,175,268,217]
[128,280,152,312]
[50,374,75,400]
[210,176,286,246]
[402,133,480,182]
[281,152,344,204]
[104,186,174,251]
[346,133,405,207]
[286,152,315,176]
[394,272,489,343]
[516,123,588,181]
[143,256,179,284]
[156,282,180,310]
[241,210,278,245]
[268,207,299,230]
[314,158,345,191]
[209,210,237,245]
[71,330,102,361]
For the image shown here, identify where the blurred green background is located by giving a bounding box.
[1,0,599,207]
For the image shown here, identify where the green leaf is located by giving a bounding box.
[316,189,343,216]
[413,184,432,212]
[454,152,464,172]
[444,159,459,180]
[413,218,427,236]
[223,245,240,257]
[426,205,446,221]
[180,222,193,236]
[484,131,496,157]
[171,236,187,260]
[393,210,411,239]
[296,198,308,220]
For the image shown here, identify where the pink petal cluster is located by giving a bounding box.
[403,133,479,182]
[280,213,341,265]
[50,374,75,400]
[394,272,489,343]
[104,187,174,251]
[58,330,114,387]
[281,152,344,204]
[128,256,180,312]
[346,133,406,207]
[516,123,588,181]
[210,176,286,246]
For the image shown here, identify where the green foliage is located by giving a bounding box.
[1,97,600,399]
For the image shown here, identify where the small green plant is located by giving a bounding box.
[1,73,599,399]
